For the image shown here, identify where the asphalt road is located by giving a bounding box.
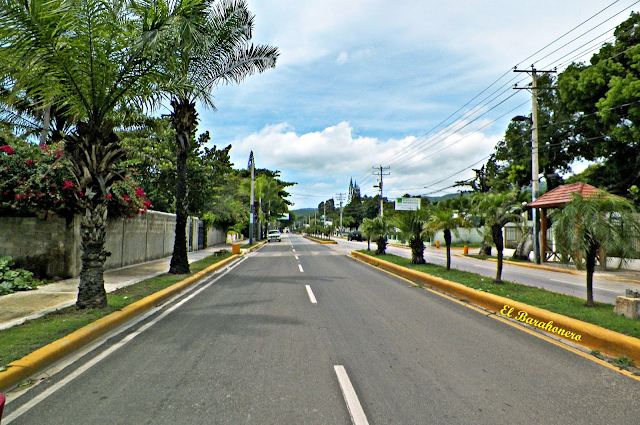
[336,238,634,304]
[6,234,640,424]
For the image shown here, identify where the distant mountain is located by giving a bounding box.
[424,192,472,203]
[291,208,317,217]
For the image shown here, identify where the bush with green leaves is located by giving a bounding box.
[0,255,39,296]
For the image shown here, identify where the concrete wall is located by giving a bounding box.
[0,210,219,279]
[430,228,484,245]
[0,215,79,278]
[206,226,226,247]
[105,211,177,269]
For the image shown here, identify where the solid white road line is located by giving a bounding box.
[305,285,317,304]
[298,264,304,273]
[334,365,369,425]
[3,262,241,423]
[549,278,576,284]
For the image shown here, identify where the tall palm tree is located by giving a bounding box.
[552,193,640,307]
[392,209,431,264]
[473,190,523,284]
[0,0,184,308]
[429,205,468,270]
[164,0,279,274]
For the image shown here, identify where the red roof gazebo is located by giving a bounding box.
[527,182,605,261]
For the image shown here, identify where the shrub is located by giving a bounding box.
[0,255,39,296]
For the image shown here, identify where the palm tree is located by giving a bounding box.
[0,0,183,308]
[473,190,523,284]
[392,209,430,264]
[429,205,467,270]
[552,193,640,307]
[164,0,279,274]
[361,216,391,255]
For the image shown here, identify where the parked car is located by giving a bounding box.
[347,231,365,241]
[267,229,282,242]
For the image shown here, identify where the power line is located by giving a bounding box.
[355,2,637,183]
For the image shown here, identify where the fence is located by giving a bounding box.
[0,211,225,279]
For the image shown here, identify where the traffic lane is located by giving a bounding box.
[9,243,350,425]
[301,253,640,424]
[386,245,624,304]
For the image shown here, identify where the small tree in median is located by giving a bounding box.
[392,209,431,264]
[552,193,640,307]
[429,205,468,270]
[361,216,391,255]
[473,190,523,284]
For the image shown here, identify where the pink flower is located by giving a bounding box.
[136,187,146,197]
[106,194,113,200]
[123,195,130,202]
[25,159,34,165]
[143,200,152,208]
[1,145,14,155]
[62,180,74,190]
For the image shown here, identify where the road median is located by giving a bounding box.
[352,251,640,362]
[303,235,337,244]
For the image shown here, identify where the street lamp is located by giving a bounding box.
[512,115,541,264]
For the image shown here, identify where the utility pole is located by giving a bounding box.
[335,192,346,232]
[514,65,556,265]
[248,151,255,245]
[373,166,390,217]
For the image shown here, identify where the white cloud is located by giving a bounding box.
[231,121,499,208]
[202,0,633,209]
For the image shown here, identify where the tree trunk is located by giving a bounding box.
[512,232,533,261]
[170,145,190,274]
[410,236,426,264]
[444,228,452,270]
[376,237,387,255]
[479,240,491,256]
[169,99,197,275]
[76,203,109,309]
[492,224,504,284]
[585,244,598,307]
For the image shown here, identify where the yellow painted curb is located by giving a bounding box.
[352,251,640,362]
[0,254,240,393]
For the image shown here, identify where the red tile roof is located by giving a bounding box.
[528,182,605,209]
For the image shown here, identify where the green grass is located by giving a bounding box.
[0,252,232,367]
[358,251,640,339]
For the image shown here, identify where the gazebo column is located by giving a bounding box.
[540,208,548,262]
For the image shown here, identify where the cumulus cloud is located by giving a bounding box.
[230,121,499,208]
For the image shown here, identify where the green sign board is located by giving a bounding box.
[395,198,421,211]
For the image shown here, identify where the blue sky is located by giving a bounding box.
[189,0,636,209]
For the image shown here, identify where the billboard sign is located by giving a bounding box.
[395,198,421,211]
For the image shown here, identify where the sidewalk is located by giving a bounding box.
[0,243,244,331]
[428,245,640,284]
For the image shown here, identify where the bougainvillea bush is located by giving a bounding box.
[0,134,150,218]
